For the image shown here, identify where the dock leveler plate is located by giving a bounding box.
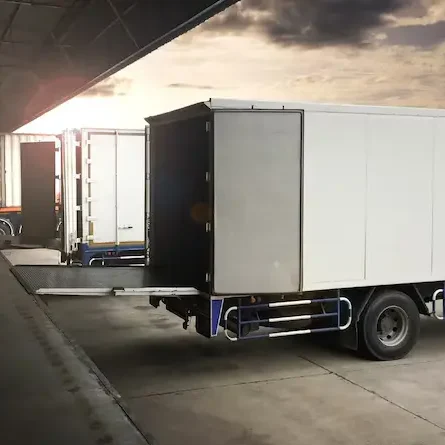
[10,265,199,297]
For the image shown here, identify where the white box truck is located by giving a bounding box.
[143,98,445,361]
[60,128,146,266]
[1,129,146,266]
[12,99,445,361]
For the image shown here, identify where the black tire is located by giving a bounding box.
[358,290,420,361]
[0,219,13,236]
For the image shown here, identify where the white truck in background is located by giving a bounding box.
[60,128,146,266]
[0,128,146,266]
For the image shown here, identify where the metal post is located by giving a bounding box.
[115,130,119,247]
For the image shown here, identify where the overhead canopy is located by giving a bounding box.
[0,0,239,132]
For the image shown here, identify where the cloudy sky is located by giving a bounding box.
[18,0,445,133]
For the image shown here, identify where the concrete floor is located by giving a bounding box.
[6,247,445,445]
[1,247,61,264]
[40,292,445,445]
[0,251,151,445]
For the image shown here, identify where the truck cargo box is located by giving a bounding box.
[61,128,146,265]
[146,98,445,295]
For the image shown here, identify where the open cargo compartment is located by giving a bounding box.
[144,100,311,339]
[0,133,60,238]
[148,106,212,293]
[147,101,303,296]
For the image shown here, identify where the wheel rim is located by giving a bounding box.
[0,222,11,236]
[376,305,409,347]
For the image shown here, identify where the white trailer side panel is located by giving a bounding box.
[432,118,445,276]
[213,111,302,295]
[302,112,367,288]
[365,115,434,283]
[302,111,437,291]
[81,129,145,246]
[0,133,58,207]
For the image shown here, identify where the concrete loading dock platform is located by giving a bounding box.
[0,251,155,445]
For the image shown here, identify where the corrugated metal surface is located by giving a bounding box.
[0,1,239,133]
[0,133,58,208]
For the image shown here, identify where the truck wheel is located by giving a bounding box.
[0,219,13,236]
[358,290,419,361]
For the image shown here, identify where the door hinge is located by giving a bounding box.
[206,273,210,282]
[206,121,211,132]
[206,222,211,232]
[205,172,210,182]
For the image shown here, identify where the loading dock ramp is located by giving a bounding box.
[11,264,200,297]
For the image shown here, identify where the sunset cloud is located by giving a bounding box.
[81,77,132,97]
[203,0,410,47]
[167,83,214,90]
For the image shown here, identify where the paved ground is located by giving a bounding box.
[7,248,445,445]
[0,251,152,445]
[41,292,445,445]
[1,247,61,264]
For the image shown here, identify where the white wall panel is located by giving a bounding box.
[302,111,367,289]
[365,115,434,283]
[431,118,445,277]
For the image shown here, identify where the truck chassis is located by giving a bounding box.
[148,282,442,361]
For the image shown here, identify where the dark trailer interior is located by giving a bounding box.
[147,104,212,294]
